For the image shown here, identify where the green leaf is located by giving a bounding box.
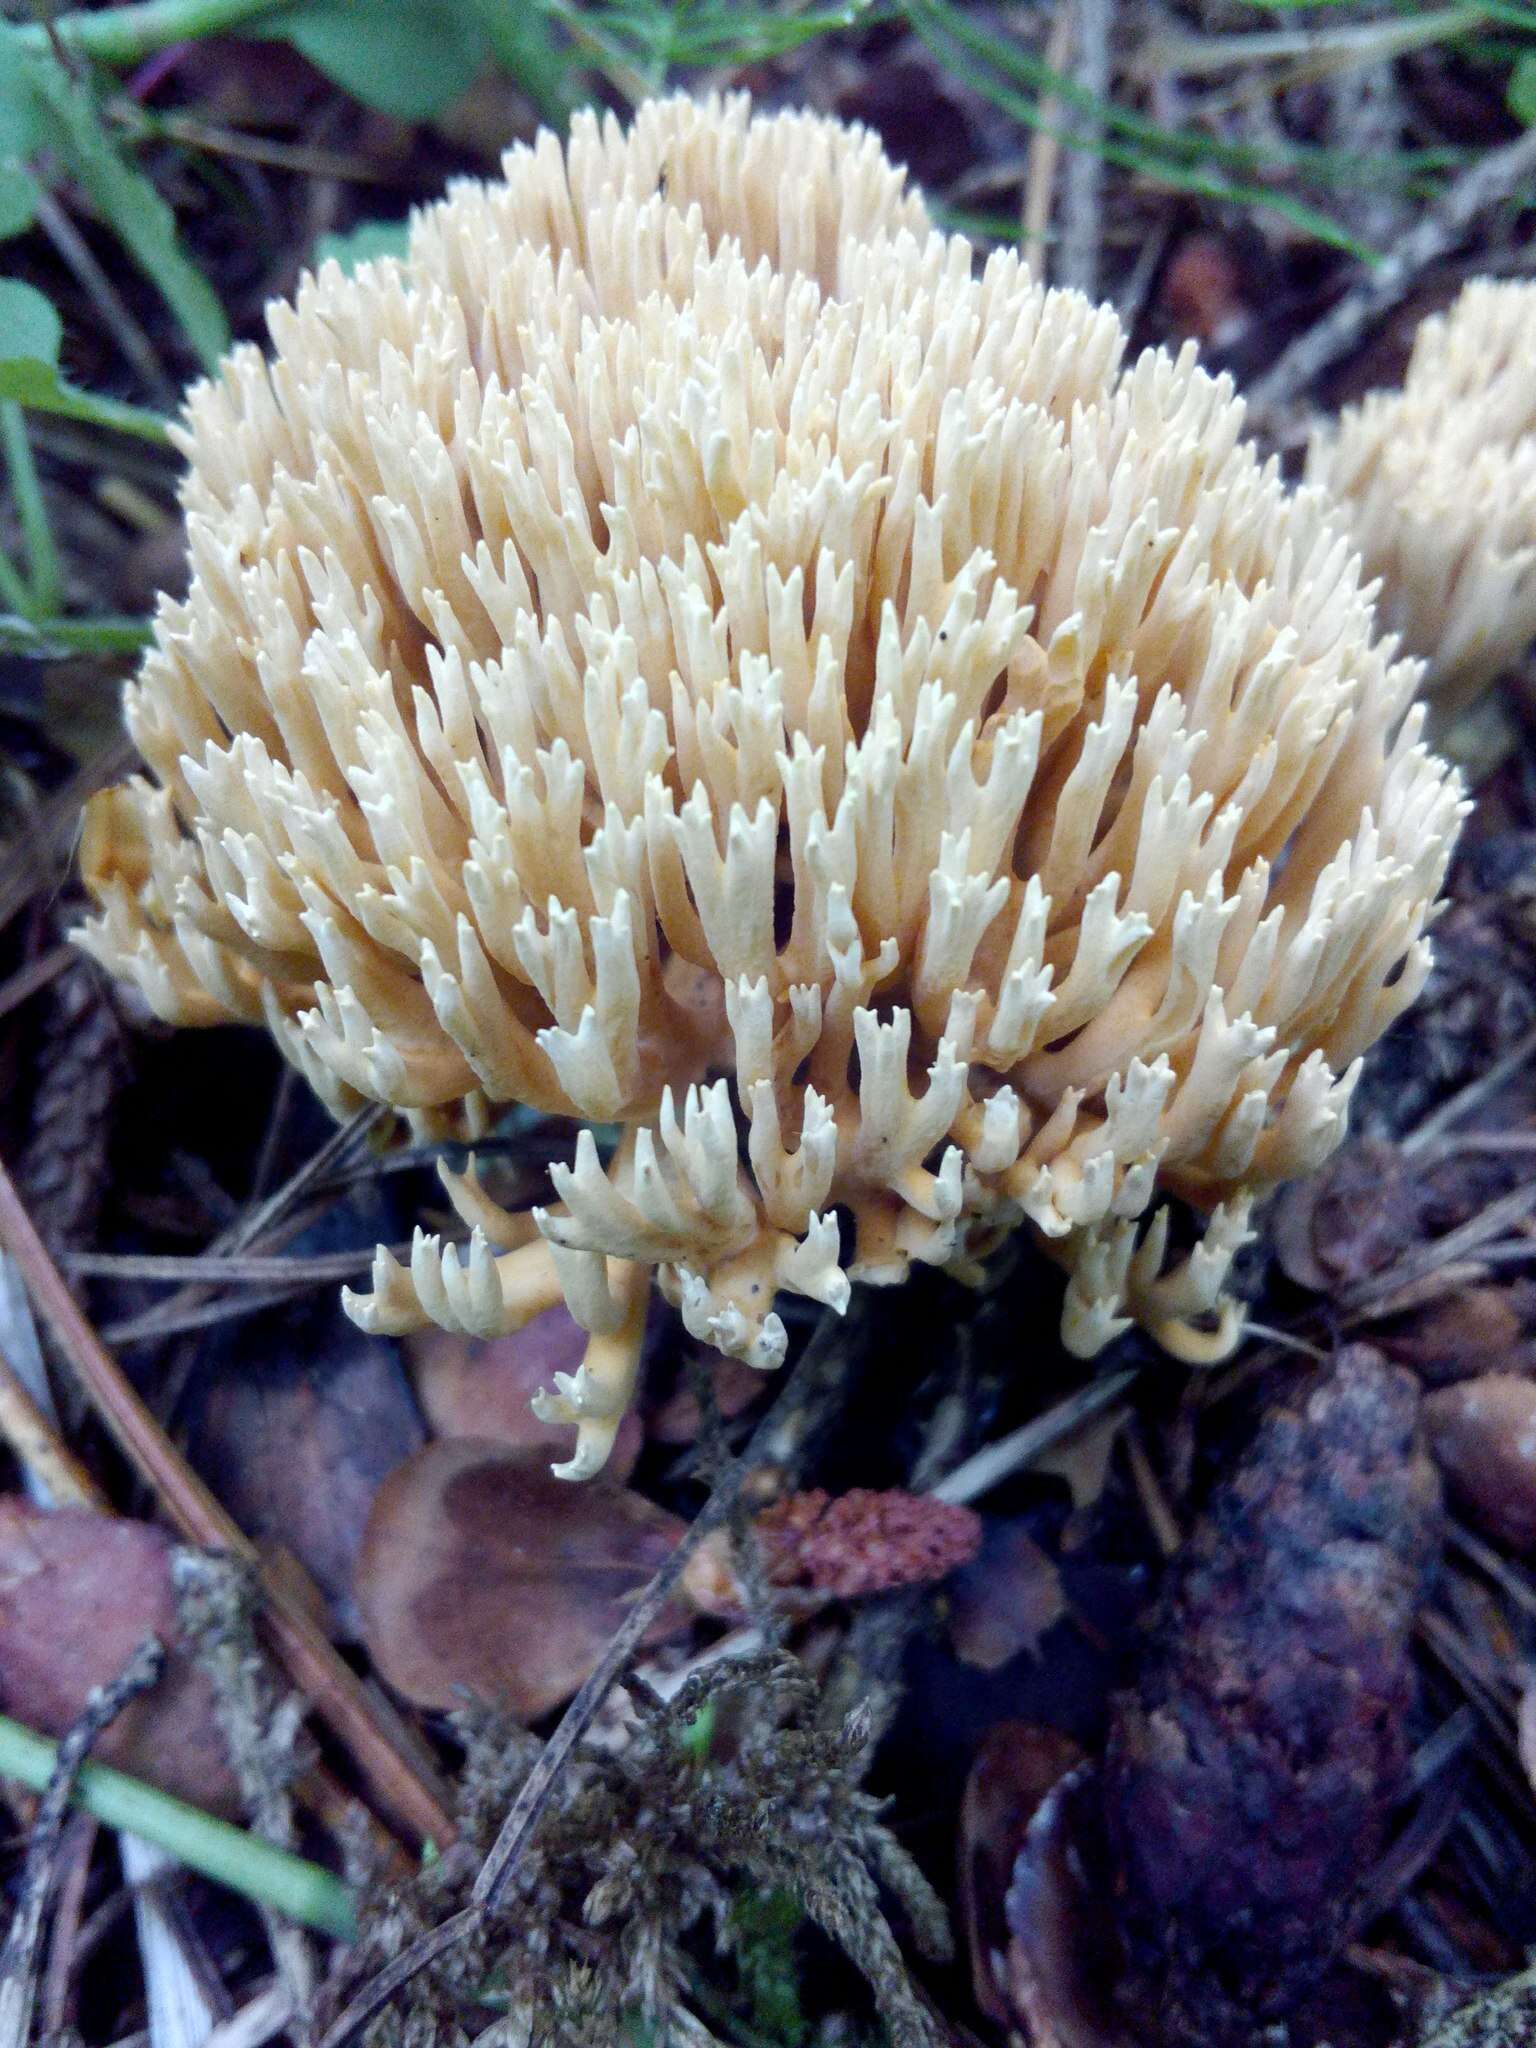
[260,0,489,120]
[0,357,170,439]
[0,27,229,369]
[0,277,60,367]
[0,30,42,157]
[312,215,410,273]
[469,0,573,123]
[0,286,168,439]
[0,161,39,239]
[1509,51,1536,124]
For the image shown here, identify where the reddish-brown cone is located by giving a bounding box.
[753,1487,982,1599]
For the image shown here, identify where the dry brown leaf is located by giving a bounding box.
[958,1721,1085,2028]
[353,1438,691,1719]
[948,1524,1066,1671]
[1035,1410,1130,1515]
[1378,1283,1533,1386]
[1518,1666,1536,1795]
[187,1322,425,1638]
[1270,1137,1426,1294]
[0,1500,237,1811]
[1425,1373,1536,1548]
[1002,1761,1130,2048]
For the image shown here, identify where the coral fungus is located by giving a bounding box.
[1306,278,1536,719]
[78,93,1460,1474]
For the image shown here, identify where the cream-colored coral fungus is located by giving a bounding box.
[1306,279,1536,720]
[77,93,1462,1477]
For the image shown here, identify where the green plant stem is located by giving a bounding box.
[1,401,62,615]
[0,611,153,655]
[0,1711,357,1940]
[11,0,288,64]
[30,383,173,444]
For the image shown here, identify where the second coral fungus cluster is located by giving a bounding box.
[1306,279,1536,720]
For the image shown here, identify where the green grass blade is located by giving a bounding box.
[0,543,32,616]
[0,610,154,655]
[9,0,287,65]
[0,1710,357,1938]
[902,0,1378,258]
[5,29,229,370]
[0,399,61,614]
[548,0,870,84]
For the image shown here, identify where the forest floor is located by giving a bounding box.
[4,3,1536,2045]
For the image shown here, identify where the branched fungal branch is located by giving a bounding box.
[77,94,1463,1478]
[1306,278,1536,722]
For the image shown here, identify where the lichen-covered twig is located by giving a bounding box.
[176,1552,317,2036]
[0,1637,164,2048]
[472,1299,857,1910]
[1420,1961,1536,2047]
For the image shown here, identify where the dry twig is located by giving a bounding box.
[0,945,72,1027]
[1248,122,1536,414]
[99,1103,391,1346]
[0,742,134,942]
[1402,1021,1536,1155]
[1339,1178,1536,1319]
[67,1244,408,1287]
[928,1366,1138,1505]
[38,1814,96,2040]
[0,1152,455,1851]
[0,1336,105,1509]
[1057,0,1112,297]
[1020,3,1076,274]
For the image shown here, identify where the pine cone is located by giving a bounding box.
[18,958,127,1256]
[1104,1346,1441,2045]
